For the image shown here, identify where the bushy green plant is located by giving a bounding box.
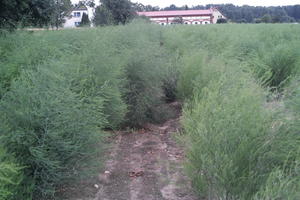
[180,52,300,200]
[177,53,205,100]
[263,43,300,90]
[228,28,300,91]
[264,77,300,200]
[112,22,169,126]
[122,47,166,126]
[254,116,300,200]
[0,148,24,200]
[231,37,263,62]
[0,30,83,98]
[254,168,300,200]
[65,33,127,129]
[0,66,106,198]
[182,66,273,199]
[177,52,225,100]
[162,57,180,102]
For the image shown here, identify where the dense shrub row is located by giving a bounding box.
[1,67,107,198]
[113,23,171,126]
[168,24,300,199]
[182,65,271,199]
[0,21,172,198]
[1,22,299,199]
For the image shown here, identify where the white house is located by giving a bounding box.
[63,5,94,28]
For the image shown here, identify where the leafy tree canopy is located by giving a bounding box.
[0,0,72,29]
[94,0,135,26]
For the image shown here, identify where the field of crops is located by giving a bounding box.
[1,21,300,199]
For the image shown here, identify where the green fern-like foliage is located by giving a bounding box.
[0,148,24,200]
[0,66,106,198]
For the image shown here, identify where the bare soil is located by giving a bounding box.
[66,103,199,200]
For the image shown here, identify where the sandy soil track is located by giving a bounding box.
[63,103,199,200]
[93,115,198,200]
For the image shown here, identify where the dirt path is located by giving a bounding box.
[92,115,199,200]
[63,103,199,200]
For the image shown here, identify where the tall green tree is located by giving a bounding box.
[164,4,178,11]
[284,5,300,21]
[94,6,113,26]
[0,0,52,29]
[191,4,299,23]
[94,0,135,26]
[0,0,72,29]
[0,0,27,29]
[261,14,272,23]
[80,13,90,26]
[50,0,72,29]
[133,3,159,12]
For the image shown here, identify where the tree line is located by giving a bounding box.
[198,4,300,23]
[1,0,300,30]
[0,0,73,29]
[134,3,300,23]
[0,0,94,29]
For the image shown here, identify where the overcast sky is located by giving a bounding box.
[132,0,300,7]
[71,0,299,7]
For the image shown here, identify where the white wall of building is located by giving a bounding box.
[150,16,212,25]
[64,8,94,28]
[212,9,226,24]
[146,9,225,25]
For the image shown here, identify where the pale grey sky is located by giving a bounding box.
[131,0,300,7]
[72,0,299,7]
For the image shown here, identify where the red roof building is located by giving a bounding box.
[138,8,225,25]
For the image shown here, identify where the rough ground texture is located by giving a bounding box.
[67,103,199,200]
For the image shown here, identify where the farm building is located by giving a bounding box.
[137,8,225,25]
